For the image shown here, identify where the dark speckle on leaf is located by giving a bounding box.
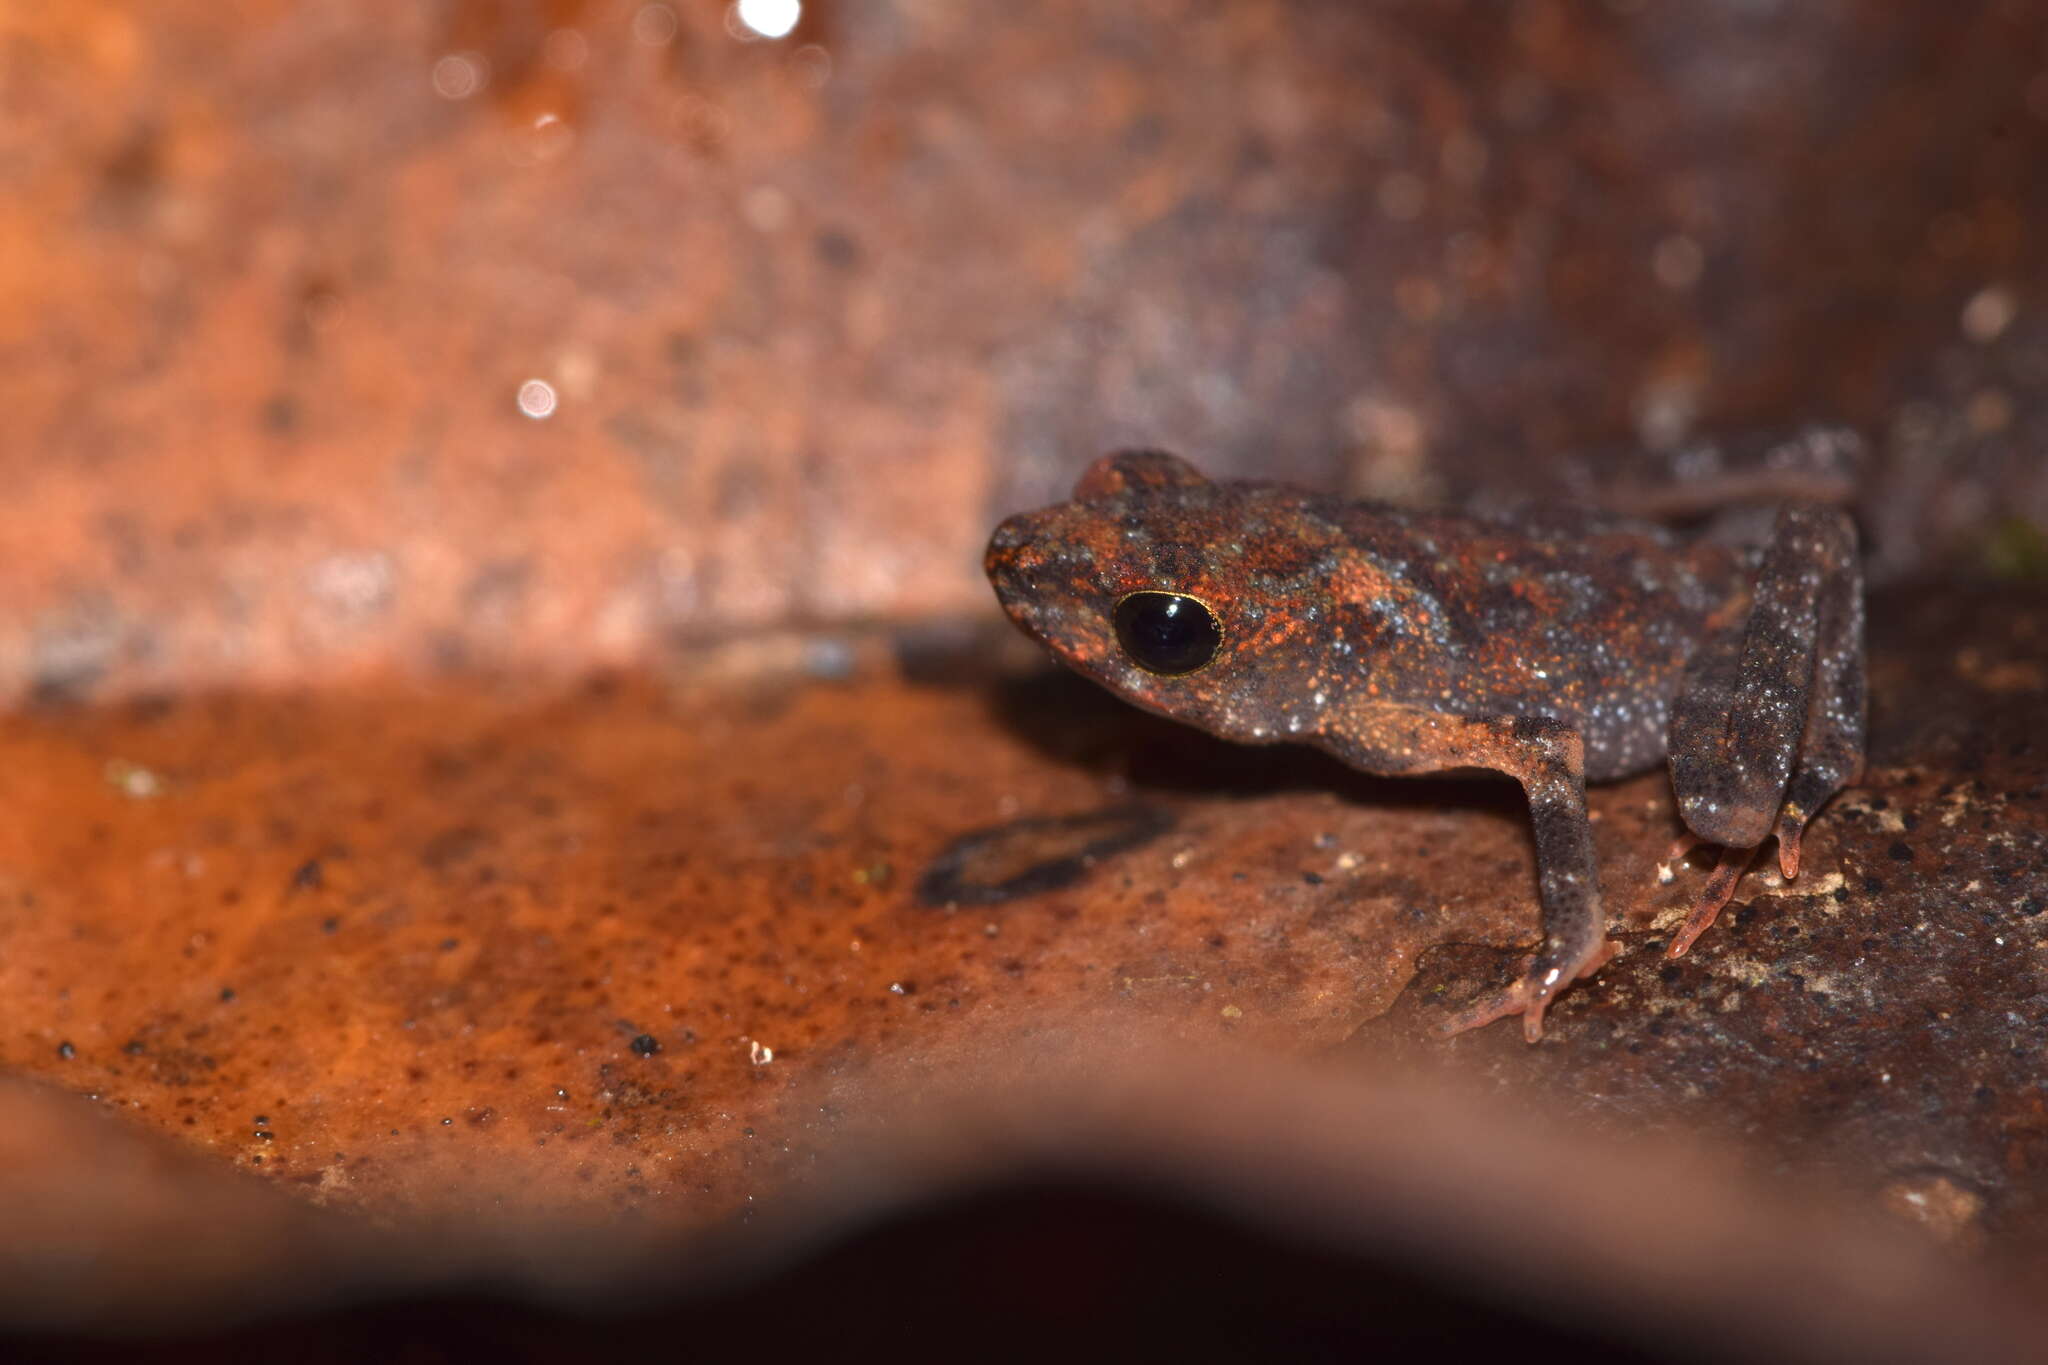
[629,1034,662,1057]
[1888,840,1914,862]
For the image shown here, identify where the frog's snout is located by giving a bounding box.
[985,515,1029,560]
[984,510,1063,587]
[983,514,1044,619]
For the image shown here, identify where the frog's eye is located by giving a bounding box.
[1113,590,1222,676]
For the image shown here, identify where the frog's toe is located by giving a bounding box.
[1437,967,1540,1040]
[1665,843,1759,957]
[1439,940,1618,1042]
[1773,803,1809,880]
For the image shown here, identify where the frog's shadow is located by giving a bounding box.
[985,666,1529,825]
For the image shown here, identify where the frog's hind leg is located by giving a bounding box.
[1771,537,1865,879]
[1665,505,1863,956]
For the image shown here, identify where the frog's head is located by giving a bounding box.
[985,450,1350,744]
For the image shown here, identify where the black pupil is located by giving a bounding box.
[1113,591,1221,676]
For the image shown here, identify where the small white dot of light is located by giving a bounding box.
[431,52,487,100]
[732,0,801,40]
[517,379,558,419]
[633,3,679,45]
[1960,286,2016,344]
[793,42,833,88]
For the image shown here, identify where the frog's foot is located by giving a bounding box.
[1665,843,1760,957]
[1439,938,1619,1043]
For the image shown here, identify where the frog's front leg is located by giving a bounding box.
[1665,504,1865,955]
[1320,708,1617,1042]
[1436,717,1619,1041]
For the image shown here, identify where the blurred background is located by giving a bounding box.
[3,1,2047,1358]
[4,0,2043,706]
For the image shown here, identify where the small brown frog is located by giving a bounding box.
[985,449,1864,1041]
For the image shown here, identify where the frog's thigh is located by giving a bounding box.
[1668,505,1853,849]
